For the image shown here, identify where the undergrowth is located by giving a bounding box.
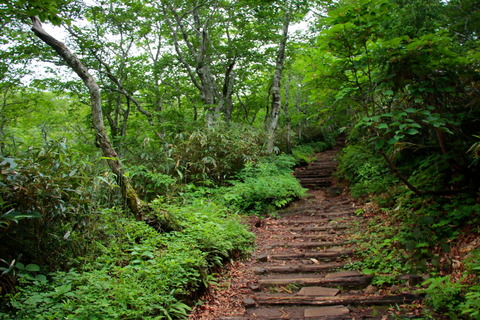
[338,143,480,319]
[221,154,306,214]
[291,140,332,165]
[0,201,254,320]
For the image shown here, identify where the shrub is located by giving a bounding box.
[1,201,254,320]
[336,144,397,197]
[292,145,315,165]
[126,165,176,201]
[424,275,465,317]
[163,124,266,184]
[222,159,306,214]
[0,142,97,270]
[291,141,332,166]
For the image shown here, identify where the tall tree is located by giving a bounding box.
[263,0,312,152]
[266,6,291,153]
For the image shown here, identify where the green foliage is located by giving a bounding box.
[291,141,330,165]
[153,125,266,184]
[0,211,40,230]
[1,202,254,319]
[292,145,315,165]
[152,199,255,264]
[0,141,98,267]
[336,145,397,197]
[222,156,306,214]
[0,259,46,296]
[348,216,411,278]
[126,165,176,201]
[305,0,480,193]
[423,249,480,319]
[424,275,465,316]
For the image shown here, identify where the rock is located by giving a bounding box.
[297,286,340,297]
[326,187,343,198]
[254,218,265,228]
[256,254,269,262]
[248,283,261,291]
[253,267,267,274]
[325,270,362,278]
[304,306,350,318]
[243,298,257,308]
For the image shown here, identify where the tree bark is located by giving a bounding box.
[283,75,292,153]
[266,11,290,153]
[30,16,144,220]
[222,59,236,122]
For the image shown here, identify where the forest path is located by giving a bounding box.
[190,144,422,320]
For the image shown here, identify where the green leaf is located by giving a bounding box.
[56,284,72,294]
[1,157,17,169]
[404,108,417,113]
[388,137,399,145]
[24,294,45,305]
[141,251,154,259]
[15,262,25,270]
[25,264,40,272]
[35,274,47,282]
[406,128,420,135]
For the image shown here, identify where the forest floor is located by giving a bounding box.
[189,146,424,320]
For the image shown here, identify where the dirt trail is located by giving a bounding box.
[190,145,422,320]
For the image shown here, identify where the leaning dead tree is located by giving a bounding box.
[30,16,144,220]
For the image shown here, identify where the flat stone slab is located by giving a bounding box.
[325,270,362,278]
[304,306,350,318]
[258,274,372,287]
[297,287,339,297]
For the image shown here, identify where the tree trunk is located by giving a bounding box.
[222,59,236,123]
[266,11,290,153]
[283,77,292,153]
[30,16,144,220]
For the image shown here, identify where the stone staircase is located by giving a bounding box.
[217,147,421,320]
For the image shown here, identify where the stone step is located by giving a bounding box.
[289,225,349,232]
[209,146,422,320]
[256,249,354,262]
[251,293,423,307]
[253,262,346,274]
[265,241,350,250]
[218,305,351,320]
[272,233,345,241]
[300,181,332,187]
[295,176,334,182]
[280,211,354,221]
[289,208,351,217]
[258,274,373,288]
[279,217,350,225]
